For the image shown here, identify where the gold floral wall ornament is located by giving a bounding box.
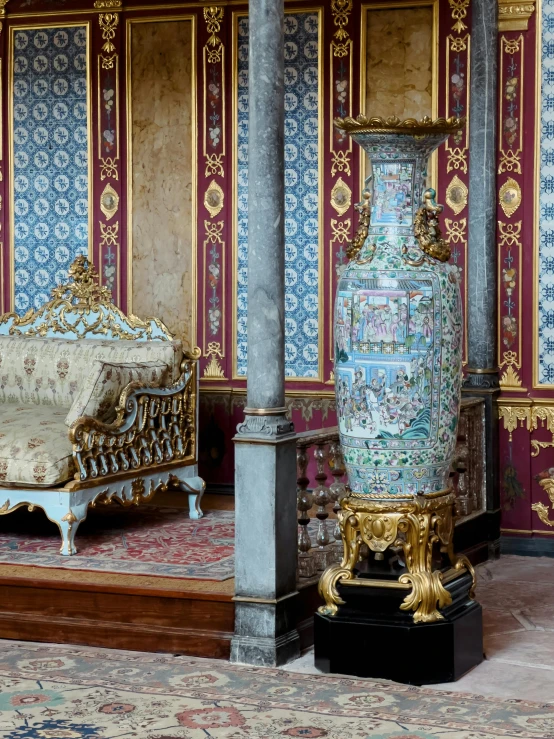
[99,13,118,55]
[100,157,118,181]
[498,404,531,441]
[498,219,522,248]
[0,0,9,17]
[203,342,225,379]
[448,0,470,33]
[204,180,224,218]
[205,153,224,178]
[99,221,119,248]
[330,218,351,243]
[447,147,468,174]
[100,183,119,221]
[499,178,522,217]
[330,177,351,216]
[330,0,353,57]
[331,150,351,177]
[498,149,522,174]
[445,176,468,215]
[444,218,467,243]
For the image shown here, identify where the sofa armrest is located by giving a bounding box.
[68,352,199,483]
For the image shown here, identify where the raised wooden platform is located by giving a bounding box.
[0,493,320,657]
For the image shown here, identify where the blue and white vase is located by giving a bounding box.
[334,116,464,499]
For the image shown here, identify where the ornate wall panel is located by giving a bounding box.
[233,10,323,380]
[326,0,354,382]
[9,23,91,314]
[498,34,525,390]
[96,6,122,302]
[200,6,227,381]
[438,0,470,364]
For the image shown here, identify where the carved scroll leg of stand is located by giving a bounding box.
[455,553,477,598]
[169,474,206,520]
[41,499,89,556]
[398,512,452,623]
[318,512,360,616]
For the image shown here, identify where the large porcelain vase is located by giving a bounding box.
[334,116,464,500]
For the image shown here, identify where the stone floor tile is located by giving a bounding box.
[482,606,527,636]
[485,629,554,669]
[433,659,554,702]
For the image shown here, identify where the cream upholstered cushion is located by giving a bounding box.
[0,336,182,408]
[0,405,74,486]
[64,360,170,427]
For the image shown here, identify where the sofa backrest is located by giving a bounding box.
[0,336,182,407]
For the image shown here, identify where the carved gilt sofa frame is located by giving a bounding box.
[0,257,204,555]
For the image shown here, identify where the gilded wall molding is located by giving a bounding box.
[498,35,525,390]
[202,6,226,380]
[97,6,121,301]
[498,0,535,31]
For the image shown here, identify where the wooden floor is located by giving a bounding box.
[0,493,320,657]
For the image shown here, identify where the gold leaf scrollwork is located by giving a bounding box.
[331,218,351,243]
[331,0,353,57]
[205,153,224,178]
[447,147,468,174]
[448,34,468,52]
[444,218,466,244]
[448,0,470,33]
[203,341,225,379]
[498,149,522,175]
[331,151,351,177]
[504,37,521,53]
[99,13,118,63]
[330,177,352,216]
[100,157,119,181]
[100,221,119,247]
[499,363,523,388]
[414,189,451,262]
[0,0,9,18]
[205,220,224,244]
[498,220,522,248]
[204,6,224,63]
[94,0,122,7]
[498,404,531,441]
[532,478,554,527]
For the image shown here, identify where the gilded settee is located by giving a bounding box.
[0,257,204,555]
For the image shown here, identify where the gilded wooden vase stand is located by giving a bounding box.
[318,490,476,624]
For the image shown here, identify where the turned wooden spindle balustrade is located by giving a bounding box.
[295,427,345,579]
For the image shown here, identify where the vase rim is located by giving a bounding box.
[334,114,466,137]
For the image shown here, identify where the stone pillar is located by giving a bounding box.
[230,0,301,667]
[462,0,501,555]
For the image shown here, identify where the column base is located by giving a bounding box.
[314,571,482,684]
[231,630,301,667]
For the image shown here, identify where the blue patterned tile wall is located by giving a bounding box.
[539,1,554,383]
[236,13,320,378]
[12,26,89,314]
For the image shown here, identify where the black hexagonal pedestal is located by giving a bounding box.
[314,571,483,685]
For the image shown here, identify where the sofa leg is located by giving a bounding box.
[169,474,206,520]
[42,501,89,556]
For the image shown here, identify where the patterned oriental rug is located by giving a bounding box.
[1,641,554,739]
[0,507,235,580]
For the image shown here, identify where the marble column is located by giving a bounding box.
[230,0,301,667]
[463,0,501,553]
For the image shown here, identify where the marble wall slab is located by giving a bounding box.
[364,7,433,120]
[130,20,194,346]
